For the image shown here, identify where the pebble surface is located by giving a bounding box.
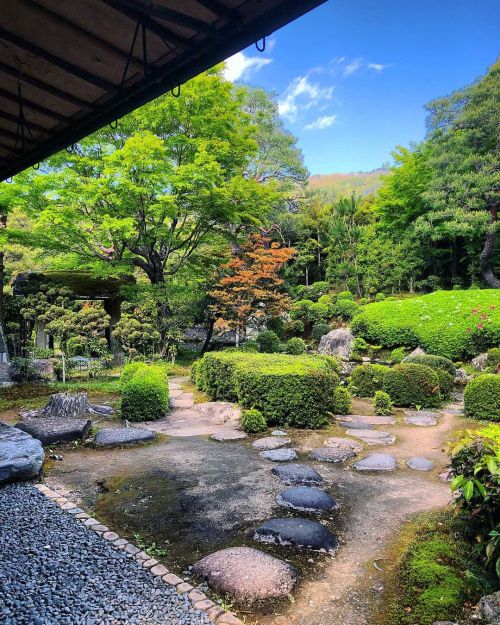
[0,482,212,625]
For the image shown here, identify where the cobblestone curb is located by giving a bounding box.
[33,483,243,625]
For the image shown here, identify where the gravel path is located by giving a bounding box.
[0,483,212,625]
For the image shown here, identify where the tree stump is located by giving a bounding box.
[20,392,114,419]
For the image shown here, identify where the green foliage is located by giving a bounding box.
[9,357,38,383]
[487,348,500,368]
[449,425,500,577]
[337,290,354,300]
[121,362,148,386]
[435,369,455,401]
[120,364,169,422]
[333,298,360,320]
[308,281,330,301]
[350,364,389,397]
[195,351,340,428]
[374,292,386,302]
[256,330,281,353]
[113,315,161,360]
[373,390,393,416]
[266,317,285,339]
[241,408,267,433]
[307,301,330,324]
[285,337,306,355]
[284,320,305,338]
[404,353,456,376]
[312,323,330,341]
[351,290,500,359]
[242,340,259,353]
[464,375,500,421]
[383,363,441,408]
[390,347,407,363]
[332,386,352,415]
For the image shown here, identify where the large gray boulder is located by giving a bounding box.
[0,422,45,483]
[193,546,297,604]
[318,328,354,360]
[15,418,91,446]
[254,518,338,553]
[471,352,489,371]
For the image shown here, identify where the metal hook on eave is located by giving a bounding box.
[255,36,266,52]
[33,162,40,170]
[109,119,118,129]
[5,177,12,183]
[171,84,181,98]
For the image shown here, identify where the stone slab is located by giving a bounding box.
[252,436,291,451]
[323,437,363,453]
[260,448,297,462]
[339,415,395,426]
[271,463,323,485]
[276,486,337,513]
[0,422,44,483]
[211,430,248,442]
[406,456,436,471]
[353,453,398,472]
[94,427,155,447]
[15,418,91,445]
[404,414,437,427]
[309,446,358,463]
[254,518,338,553]
[345,429,396,445]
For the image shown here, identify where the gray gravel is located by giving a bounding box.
[0,483,212,625]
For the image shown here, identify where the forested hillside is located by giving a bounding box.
[309,168,387,197]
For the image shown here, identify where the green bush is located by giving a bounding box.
[307,301,330,324]
[404,353,456,376]
[336,290,354,300]
[242,340,259,353]
[332,386,352,415]
[390,347,407,363]
[351,289,500,359]
[256,330,281,353]
[487,347,500,368]
[308,281,330,301]
[383,363,441,408]
[334,298,360,320]
[286,337,306,355]
[359,297,369,306]
[121,364,169,422]
[241,408,267,433]
[350,364,389,397]
[121,362,148,386]
[9,357,38,383]
[464,374,500,421]
[374,390,392,415]
[195,351,340,428]
[290,299,314,321]
[284,319,305,337]
[312,322,330,341]
[266,317,285,339]
[436,369,454,400]
[353,337,369,352]
[374,292,386,302]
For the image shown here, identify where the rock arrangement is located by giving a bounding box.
[94,427,155,447]
[21,392,113,419]
[0,422,44,483]
[15,417,91,446]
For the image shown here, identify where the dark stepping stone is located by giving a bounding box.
[309,446,357,463]
[0,422,44,483]
[15,418,91,445]
[276,486,337,513]
[338,421,372,430]
[193,546,297,604]
[406,456,435,471]
[254,518,338,553]
[260,448,297,462]
[353,453,397,472]
[271,463,323,485]
[94,427,155,446]
[252,436,291,450]
[346,429,396,445]
[211,430,248,442]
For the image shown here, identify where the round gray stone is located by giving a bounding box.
[211,430,248,442]
[271,463,323,485]
[276,487,337,513]
[254,518,338,553]
[193,546,297,604]
[309,446,357,463]
[323,437,363,453]
[346,429,396,445]
[339,420,373,430]
[271,430,288,437]
[94,427,155,446]
[252,436,291,450]
[0,422,45,483]
[260,448,297,462]
[406,456,436,471]
[353,453,398,472]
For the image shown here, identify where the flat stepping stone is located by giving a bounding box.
[339,420,372,430]
[406,456,436,471]
[276,486,337,513]
[346,429,395,445]
[168,388,184,398]
[353,453,397,472]
[271,463,323,485]
[404,410,439,419]
[169,399,194,409]
[15,418,91,446]
[309,446,358,463]
[271,430,288,437]
[211,430,248,442]
[94,427,155,447]
[323,437,363,453]
[404,414,437,426]
[254,518,338,553]
[0,422,45,483]
[340,415,395,425]
[193,546,297,604]
[441,408,464,415]
[252,436,291,451]
[260,448,297,462]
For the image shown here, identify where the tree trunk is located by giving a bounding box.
[201,317,215,354]
[480,205,500,288]
[20,392,114,419]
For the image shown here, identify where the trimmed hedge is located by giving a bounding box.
[350,364,389,397]
[256,330,281,353]
[374,390,392,416]
[332,386,352,415]
[286,337,306,355]
[121,364,169,422]
[195,351,340,428]
[121,362,148,385]
[383,363,441,408]
[403,354,456,376]
[351,289,500,359]
[241,408,267,433]
[464,374,500,421]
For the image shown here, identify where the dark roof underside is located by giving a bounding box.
[0,0,326,182]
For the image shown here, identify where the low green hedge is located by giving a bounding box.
[403,353,456,376]
[351,289,500,359]
[383,363,441,408]
[121,364,169,422]
[464,374,500,421]
[350,364,389,397]
[121,362,148,385]
[195,351,340,428]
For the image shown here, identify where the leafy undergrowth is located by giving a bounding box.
[351,289,500,359]
[384,512,496,625]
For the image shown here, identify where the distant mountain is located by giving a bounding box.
[308,168,388,197]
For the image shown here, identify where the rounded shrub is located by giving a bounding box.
[334,298,360,320]
[404,353,456,377]
[464,374,500,421]
[350,364,389,397]
[121,361,148,386]
[242,340,259,353]
[390,347,406,363]
[332,386,352,415]
[256,330,281,353]
[308,281,330,301]
[487,347,500,368]
[121,364,169,421]
[284,319,305,337]
[307,301,330,324]
[383,363,441,408]
[374,292,386,302]
[373,390,392,415]
[286,337,306,355]
[241,408,267,433]
[336,290,354,300]
[435,369,454,400]
[266,317,285,339]
[290,299,314,321]
[312,322,330,341]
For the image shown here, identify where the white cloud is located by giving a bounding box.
[343,58,363,77]
[304,115,337,130]
[368,63,388,72]
[223,51,272,82]
[278,75,333,123]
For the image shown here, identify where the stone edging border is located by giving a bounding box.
[33,483,243,625]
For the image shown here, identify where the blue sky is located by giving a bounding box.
[223,0,500,175]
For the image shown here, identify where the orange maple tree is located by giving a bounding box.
[210,234,295,343]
